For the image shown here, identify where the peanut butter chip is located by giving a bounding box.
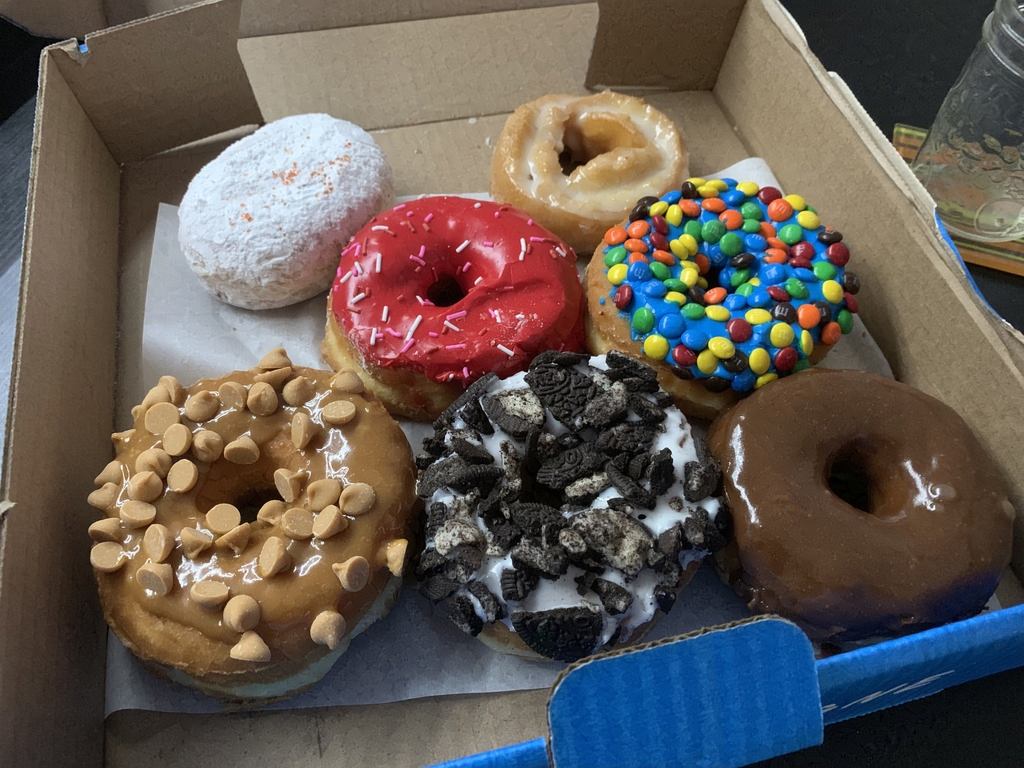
[206,503,242,535]
[258,347,292,370]
[162,422,193,456]
[323,399,357,426]
[254,366,292,390]
[159,375,186,405]
[88,517,124,543]
[330,369,365,394]
[181,527,214,559]
[216,523,251,555]
[119,500,157,528]
[281,508,314,539]
[384,538,409,577]
[137,562,174,596]
[310,610,347,650]
[223,435,260,464]
[282,375,316,406]
[184,390,220,422]
[135,385,170,419]
[87,482,119,510]
[246,381,279,416]
[219,381,248,411]
[312,505,348,540]
[274,467,308,503]
[94,459,125,486]
[333,556,370,592]
[90,541,127,573]
[190,579,230,610]
[223,594,261,632]
[339,482,376,516]
[257,499,286,525]
[258,537,291,578]
[144,401,181,435]
[135,448,173,478]
[128,470,164,502]
[306,478,342,511]
[291,411,319,450]
[191,430,224,463]
[166,459,199,493]
[230,631,271,662]
[143,523,175,562]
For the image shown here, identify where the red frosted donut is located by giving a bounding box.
[322,195,586,421]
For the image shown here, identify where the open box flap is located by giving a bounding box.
[43,0,262,164]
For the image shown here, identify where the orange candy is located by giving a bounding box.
[797,303,822,329]
[701,198,726,214]
[767,198,793,222]
[703,286,727,304]
[766,236,789,252]
[719,209,744,230]
[605,226,628,246]
[694,252,710,274]
[652,249,676,265]
[821,321,842,345]
[763,248,788,264]
[626,220,650,239]
[627,252,650,264]
[624,238,649,253]
[680,199,702,218]
[759,221,777,239]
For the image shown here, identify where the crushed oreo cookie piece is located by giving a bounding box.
[530,350,590,368]
[457,396,494,435]
[510,606,604,663]
[511,537,569,579]
[595,421,656,457]
[445,593,484,637]
[589,576,635,615]
[481,387,546,438]
[435,372,498,429]
[449,434,494,464]
[536,446,607,490]
[524,362,593,427]
[627,391,667,423]
[683,454,722,502]
[467,580,504,623]
[571,507,654,580]
[605,460,657,510]
[682,506,727,552]
[582,386,628,430]
[500,567,538,602]
[433,518,486,556]
[506,501,566,537]
[604,349,658,380]
[647,448,675,495]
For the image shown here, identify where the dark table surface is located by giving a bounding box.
[1,2,1022,766]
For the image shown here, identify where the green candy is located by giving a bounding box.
[730,268,751,288]
[649,261,671,281]
[719,232,744,257]
[740,201,762,221]
[741,218,762,234]
[663,278,686,292]
[836,308,854,334]
[682,303,706,320]
[784,277,809,299]
[603,246,627,267]
[778,223,804,245]
[700,220,726,244]
[632,307,655,334]
[683,220,703,240]
[813,261,837,281]
[736,283,755,297]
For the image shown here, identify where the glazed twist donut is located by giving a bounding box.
[322,195,586,422]
[585,178,861,419]
[490,91,688,256]
[707,368,1015,644]
[87,349,418,702]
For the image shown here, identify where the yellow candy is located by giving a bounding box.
[643,334,670,360]
[796,210,820,230]
[747,276,761,286]
[665,204,684,227]
[708,336,735,358]
[800,329,814,356]
[706,179,729,192]
[748,347,771,375]
[697,277,709,289]
[687,177,707,188]
[783,194,807,211]
[705,306,731,323]
[697,184,720,199]
[680,267,700,287]
[677,234,698,256]
[669,238,688,259]
[822,279,844,303]
[607,263,628,285]
[664,291,687,305]
[769,322,795,348]
[745,308,773,325]
[736,180,759,197]
[649,200,669,217]
[755,372,779,389]
[696,349,719,375]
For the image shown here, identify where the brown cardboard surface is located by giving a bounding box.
[5,0,1024,766]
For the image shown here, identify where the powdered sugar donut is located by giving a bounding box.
[178,113,394,310]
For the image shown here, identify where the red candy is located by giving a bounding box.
[726,318,753,343]
[329,196,585,386]
[766,285,791,302]
[614,285,634,310]
[757,186,783,204]
[826,242,851,266]
[672,345,697,366]
[774,346,798,372]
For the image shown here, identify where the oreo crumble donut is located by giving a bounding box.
[584,178,861,419]
[413,350,726,663]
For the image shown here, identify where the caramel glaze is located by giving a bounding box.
[89,356,418,696]
[707,368,1015,643]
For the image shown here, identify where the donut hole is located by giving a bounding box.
[559,114,645,175]
[826,447,873,514]
[233,486,282,523]
[426,272,466,307]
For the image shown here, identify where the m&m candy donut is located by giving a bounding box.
[584,178,860,418]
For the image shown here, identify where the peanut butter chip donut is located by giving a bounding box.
[87,349,418,702]
[707,368,1015,644]
[413,351,725,663]
[490,91,688,256]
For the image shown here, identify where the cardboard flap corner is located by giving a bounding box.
[546,617,823,768]
[44,0,262,163]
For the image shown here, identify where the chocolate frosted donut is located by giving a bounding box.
[707,368,1015,644]
[413,351,725,663]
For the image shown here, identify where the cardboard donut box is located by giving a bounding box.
[3,0,1023,765]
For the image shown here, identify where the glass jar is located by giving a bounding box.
[911,0,1024,242]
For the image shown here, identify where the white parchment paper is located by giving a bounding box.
[105,158,893,715]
